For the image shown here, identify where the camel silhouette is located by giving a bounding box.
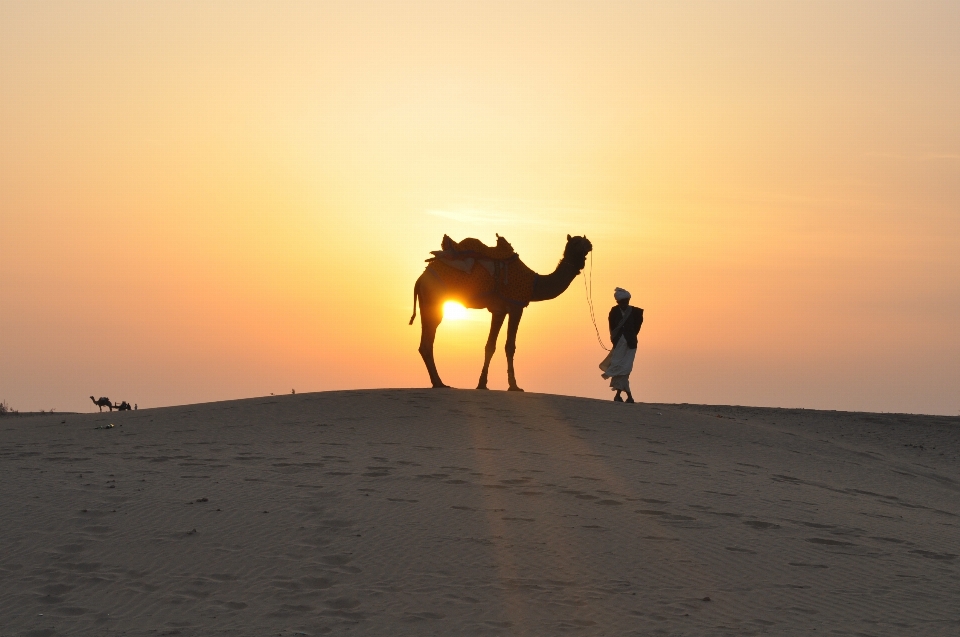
[90,396,113,412]
[410,234,592,390]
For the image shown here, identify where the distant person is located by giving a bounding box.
[600,287,643,403]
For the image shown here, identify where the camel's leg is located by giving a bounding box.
[477,311,507,389]
[418,304,449,388]
[505,308,524,392]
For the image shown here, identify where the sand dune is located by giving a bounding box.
[1,390,958,636]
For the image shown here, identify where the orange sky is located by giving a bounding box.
[2,1,959,415]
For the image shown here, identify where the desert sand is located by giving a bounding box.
[1,389,958,636]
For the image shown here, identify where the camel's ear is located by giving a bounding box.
[567,234,572,240]
[496,233,500,239]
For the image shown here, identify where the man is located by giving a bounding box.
[600,287,644,403]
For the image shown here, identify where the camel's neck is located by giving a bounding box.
[530,254,584,302]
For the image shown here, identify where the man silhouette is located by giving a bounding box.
[601,287,644,402]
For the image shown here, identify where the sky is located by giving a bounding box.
[2,1,958,415]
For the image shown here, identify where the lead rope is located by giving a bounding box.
[584,251,610,351]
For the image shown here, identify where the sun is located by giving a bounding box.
[443,301,468,320]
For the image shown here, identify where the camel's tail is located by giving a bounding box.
[409,279,420,325]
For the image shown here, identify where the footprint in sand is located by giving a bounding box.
[300,576,334,589]
[909,550,957,561]
[82,525,111,535]
[322,598,364,619]
[39,584,73,596]
[38,594,63,604]
[64,562,101,573]
[271,578,302,591]
[56,544,86,554]
[402,611,445,621]
[560,619,596,627]
[807,538,856,547]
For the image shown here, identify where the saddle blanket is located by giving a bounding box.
[426,255,537,307]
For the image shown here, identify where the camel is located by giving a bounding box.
[410,234,593,390]
[90,396,112,412]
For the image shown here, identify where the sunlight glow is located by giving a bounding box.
[443,301,469,320]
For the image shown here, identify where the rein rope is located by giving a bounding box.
[583,251,610,351]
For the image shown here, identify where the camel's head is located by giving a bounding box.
[564,234,593,270]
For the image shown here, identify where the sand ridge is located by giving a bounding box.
[0,389,958,636]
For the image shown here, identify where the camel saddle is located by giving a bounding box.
[425,235,537,307]
[429,234,517,262]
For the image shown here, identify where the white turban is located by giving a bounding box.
[614,287,631,301]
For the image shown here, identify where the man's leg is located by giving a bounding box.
[614,390,623,402]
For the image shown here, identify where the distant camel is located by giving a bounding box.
[90,396,113,412]
[410,234,593,390]
[114,401,132,411]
